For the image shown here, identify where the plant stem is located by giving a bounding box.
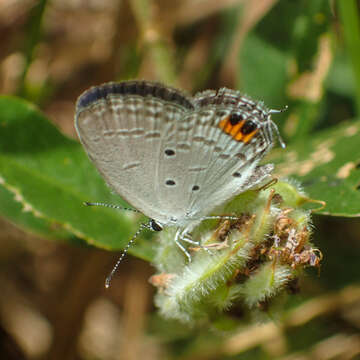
[338,0,360,115]
[17,0,48,98]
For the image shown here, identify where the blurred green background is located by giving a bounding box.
[0,0,360,359]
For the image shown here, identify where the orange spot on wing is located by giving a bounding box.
[219,117,228,131]
[230,120,245,136]
[218,116,257,143]
[219,115,233,134]
[243,129,259,143]
[225,122,233,133]
[235,132,244,141]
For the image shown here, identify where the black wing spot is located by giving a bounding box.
[192,185,200,191]
[233,172,242,178]
[229,112,245,125]
[166,179,176,186]
[241,120,258,134]
[165,149,176,156]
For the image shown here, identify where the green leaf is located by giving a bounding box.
[0,96,155,260]
[326,52,356,98]
[0,181,71,239]
[238,33,288,110]
[269,120,360,217]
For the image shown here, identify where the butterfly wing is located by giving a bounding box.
[154,88,275,223]
[75,81,194,225]
[76,82,276,228]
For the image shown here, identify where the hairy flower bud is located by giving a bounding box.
[151,179,322,324]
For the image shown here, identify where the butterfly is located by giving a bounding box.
[75,80,284,286]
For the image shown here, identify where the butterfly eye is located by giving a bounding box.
[229,113,244,126]
[150,219,163,232]
[241,120,258,134]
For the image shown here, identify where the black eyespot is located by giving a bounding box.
[229,113,244,126]
[166,179,176,186]
[150,219,163,232]
[165,149,175,156]
[192,185,200,191]
[241,120,258,134]
[233,172,241,178]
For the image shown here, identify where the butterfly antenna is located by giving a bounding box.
[269,105,288,149]
[105,223,148,289]
[271,122,286,149]
[269,105,288,114]
[84,201,139,213]
[199,215,240,221]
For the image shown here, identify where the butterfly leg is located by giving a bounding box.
[180,231,213,255]
[174,229,192,262]
[181,233,200,245]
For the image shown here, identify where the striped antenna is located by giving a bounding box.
[269,105,288,114]
[105,222,151,288]
[84,201,145,288]
[84,201,139,213]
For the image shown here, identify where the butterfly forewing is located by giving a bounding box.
[75,82,194,225]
